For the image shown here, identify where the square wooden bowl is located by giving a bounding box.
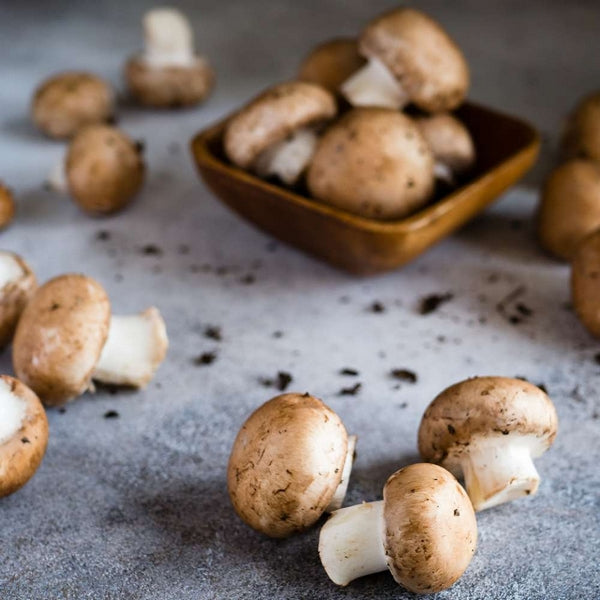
[191,102,540,275]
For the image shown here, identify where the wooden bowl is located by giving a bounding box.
[190,102,540,275]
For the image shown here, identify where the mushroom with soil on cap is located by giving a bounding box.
[0,375,48,498]
[227,393,357,538]
[340,8,469,113]
[307,107,435,220]
[562,91,600,163]
[31,72,114,139]
[0,251,36,349]
[125,7,214,108]
[537,159,600,260]
[13,274,168,406]
[223,81,337,186]
[0,183,16,231]
[319,463,477,593]
[571,228,600,337]
[418,376,558,511]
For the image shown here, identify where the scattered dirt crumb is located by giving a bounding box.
[369,301,385,313]
[339,382,362,396]
[104,410,119,419]
[240,274,256,285]
[340,368,359,376]
[391,369,418,383]
[204,326,222,341]
[419,293,453,315]
[141,244,163,256]
[194,352,217,366]
[96,230,111,241]
[260,371,293,392]
[272,331,284,339]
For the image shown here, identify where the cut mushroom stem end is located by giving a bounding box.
[143,8,195,68]
[327,434,357,512]
[47,158,68,193]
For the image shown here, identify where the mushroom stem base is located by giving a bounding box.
[319,501,387,586]
[327,434,357,512]
[462,439,540,511]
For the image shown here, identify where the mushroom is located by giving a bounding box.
[227,392,357,537]
[306,108,435,220]
[538,159,600,260]
[319,463,477,593]
[65,124,145,214]
[31,72,114,139]
[125,7,214,108]
[298,38,366,94]
[0,375,48,498]
[562,91,600,163]
[223,81,337,186]
[418,376,558,511]
[13,274,168,406]
[0,183,15,231]
[340,8,469,113]
[571,228,600,337]
[0,251,36,349]
[414,113,476,185]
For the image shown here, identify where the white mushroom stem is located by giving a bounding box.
[46,158,68,193]
[93,307,168,388]
[0,378,26,445]
[254,127,319,186]
[0,253,25,290]
[433,161,455,186]
[143,8,195,68]
[340,57,409,110]
[460,438,540,511]
[319,501,387,586]
[327,435,357,512]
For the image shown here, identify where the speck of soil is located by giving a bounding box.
[340,368,359,376]
[419,293,454,315]
[496,285,531,325]
[594,352,600,365]
[194,352,217,366]
[58,407,67,414]
[96,230,111,241]
[272,331,284,339]
[240,274,256,285]
[141,244,163,256]
[260,371,293,392]
[391,369,418,383]
[369,301,385,313]
[339,382,362,396]
[398,402,408,409]
[104,410,119,419]
[204,326,222,341]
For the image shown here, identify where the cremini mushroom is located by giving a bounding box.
[562,91,600,163]
[0,251,36,348]
[0,184,15,231]
[227,393,357,538]
[125,7,214,108]
[340,8,469,112]
[319,463,477,593]
[298,38,366,95]
[0,375,48,498]
[538,159,600,260]
[31,72,114,139]
[571,228,600,337]
[13,274,168,406]
[418,376,558,511]
[65,124,145,214]
[224,82,337,186]
[307,107,434,219]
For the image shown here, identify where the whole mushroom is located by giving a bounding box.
[306,108,435,220]
[13,274,168,406]
[562,91,600,163]
[319,463,477,593]
[0,375,48,498]
[31,72,114,139]
[418,376,558,511]
[227,393,357,538]
[125,7,214,108]
[340,8,469,112]
[0,184,16,231]
[571,228,600,337]
[224,81,337,186]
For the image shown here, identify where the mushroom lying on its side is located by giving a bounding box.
[224,82,337,186]
[13,274,168,406]
[0,375,48,498]
[562,91,600,163]
[319,463,477,593]
[571,228,600,337]
[418,376,558,511]
[125,8,214,108]
[227,393,357,538]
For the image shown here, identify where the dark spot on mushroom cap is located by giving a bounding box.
[454,508,460,516]
[447,424,456,435]
[21,437,30,444]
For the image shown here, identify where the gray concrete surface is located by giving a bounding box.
[1,1,599,598]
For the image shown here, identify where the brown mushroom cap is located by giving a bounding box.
[13,274,110,406]
[571,228,600,337]
[0,376,49,498]
[227,393,348,538]
[298,38,366,94]
[562,92,600,163]
[418,377,558,471]
[223,81,337,170]
[0,252,37,348]
[383,463,477,594]
[537,159,600,260]
[307,107,434,220]
[125,56,214,108]
[0,184,16,231]
[31,72,114,139]
[359,8,469,113]
[66,125,145,215]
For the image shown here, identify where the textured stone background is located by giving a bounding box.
[1,1,599,598]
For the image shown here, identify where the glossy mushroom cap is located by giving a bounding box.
[66,125,145,215]
[13,274,110,406]
[384,464,477,594]
[31,72,114,139]
[562,91,600,163]
[538,159,600,260]
[223,81,337,170]
[0,376,49,498]
[298,38,366,94]
[359,8,469,113]
[572,228,600,337]
[0,183,15,231]
[227,393,349,538]
[307,108,434,220]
